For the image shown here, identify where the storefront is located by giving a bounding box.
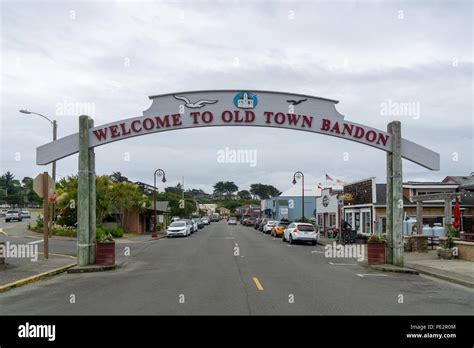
[343,178,377,235]
[316,188,342,234]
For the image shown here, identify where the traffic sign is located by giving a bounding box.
[33,173,54,198]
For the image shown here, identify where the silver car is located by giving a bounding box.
[167,221,191,237]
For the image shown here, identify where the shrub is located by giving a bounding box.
[51,224,77,237]
[96,226,123,238]
[368,235,386,244]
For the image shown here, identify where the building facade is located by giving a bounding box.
[316,187,342,234]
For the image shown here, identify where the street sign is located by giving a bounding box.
[48,191,57,203]
[33,173,54,198]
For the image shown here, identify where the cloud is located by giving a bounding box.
[1,0,472,192]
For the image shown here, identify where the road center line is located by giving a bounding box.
[253,277,264,291]
[328,262,357,266]
[27,239,44,245]
[356,273,389,277]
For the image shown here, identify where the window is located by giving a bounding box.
[361,211,371,234]
[345,212,353,225]
[354,212,360,231]
[318,214,323,227]
[329,214,336,227]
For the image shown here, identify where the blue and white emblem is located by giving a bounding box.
[233,91,258,109]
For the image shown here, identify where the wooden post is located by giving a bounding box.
[88,118,96,265]
[444,198,452,234]
[386,123,393,263]
[42,171,49,259]
[77,116,90,266]
[416,201,423,235]
[391,121,404,267]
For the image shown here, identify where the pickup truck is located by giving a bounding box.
[5,210,22,222]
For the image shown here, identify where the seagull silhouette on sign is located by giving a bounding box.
[173,95,218,108]
[286,98,307,105]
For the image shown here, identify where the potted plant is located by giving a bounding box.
[96,232,116,266]
[355,233,367,244]
[437,235,456,260]
[367,235,386,264]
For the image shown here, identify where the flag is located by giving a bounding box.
[325,174,334,181]
[317,183,323,189]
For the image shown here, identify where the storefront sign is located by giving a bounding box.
[36,90,440,170]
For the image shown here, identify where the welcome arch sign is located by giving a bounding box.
[36,90,440,267]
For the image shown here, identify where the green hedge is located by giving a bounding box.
[96,226,124,238]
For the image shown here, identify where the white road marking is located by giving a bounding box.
[226,237,234,240]
[311,250,325,254]
[27,239,44,245]
[0,228,7,236]
[328,262,357,266]
[356,273,389,277]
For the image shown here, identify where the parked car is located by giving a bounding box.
[256,218,267,230]
[184,219,197,233]
[270,220,289,237]
[245,217,257,226]
[196,218,204,229]
[263,220,278,234]
[20,210,31,219]
[0,210,7,217]
[240,218,248,225]
[191,219,199,232]
[282,222,319,245]
[201,217,210,225]
[167,221,191,237]
[5,210,22,222]
[228,217,237,225]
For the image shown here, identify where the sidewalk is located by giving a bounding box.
[405,250,474,288]
[319,234,474,288]
[0,253,76,293]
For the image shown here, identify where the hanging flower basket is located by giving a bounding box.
[367,235,386,265]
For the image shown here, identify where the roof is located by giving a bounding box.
[279,185,321,198]
[442,175,474,186]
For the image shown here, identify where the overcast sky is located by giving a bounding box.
[1,0,472,193]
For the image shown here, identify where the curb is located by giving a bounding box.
[67,264,117,273]
[405,263,474,288]
[368,264,419,275]
[0,263,76,293]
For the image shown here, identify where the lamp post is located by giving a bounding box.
[292,171,304,222]
[20,109,57,223]
[153,169,166,237]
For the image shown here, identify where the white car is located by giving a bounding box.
[228,218,237,225]
[167,221,191,237]
[20,210,31,219]
[191,219,199,232]
[263,220,278,234]
[282,222,319,245]
[201,217,210,225]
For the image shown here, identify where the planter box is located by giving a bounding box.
[367,243,386,264]
[96,241,115,266]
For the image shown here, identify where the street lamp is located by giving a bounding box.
[153,169,167,237]
[292,171,305,222]
[20,109,58,221]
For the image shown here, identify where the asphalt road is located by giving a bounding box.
[0,221,472,315]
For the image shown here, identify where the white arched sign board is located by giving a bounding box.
[36,90,440,170]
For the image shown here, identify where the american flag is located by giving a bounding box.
[325,174,334,181]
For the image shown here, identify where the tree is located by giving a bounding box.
[213,181,226,198]
[165,183,183,196]
[109,171,129,183]
[111,182,150,228]
[250,183,280,200]
[237,190,252,200]
[223,182,238,197]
